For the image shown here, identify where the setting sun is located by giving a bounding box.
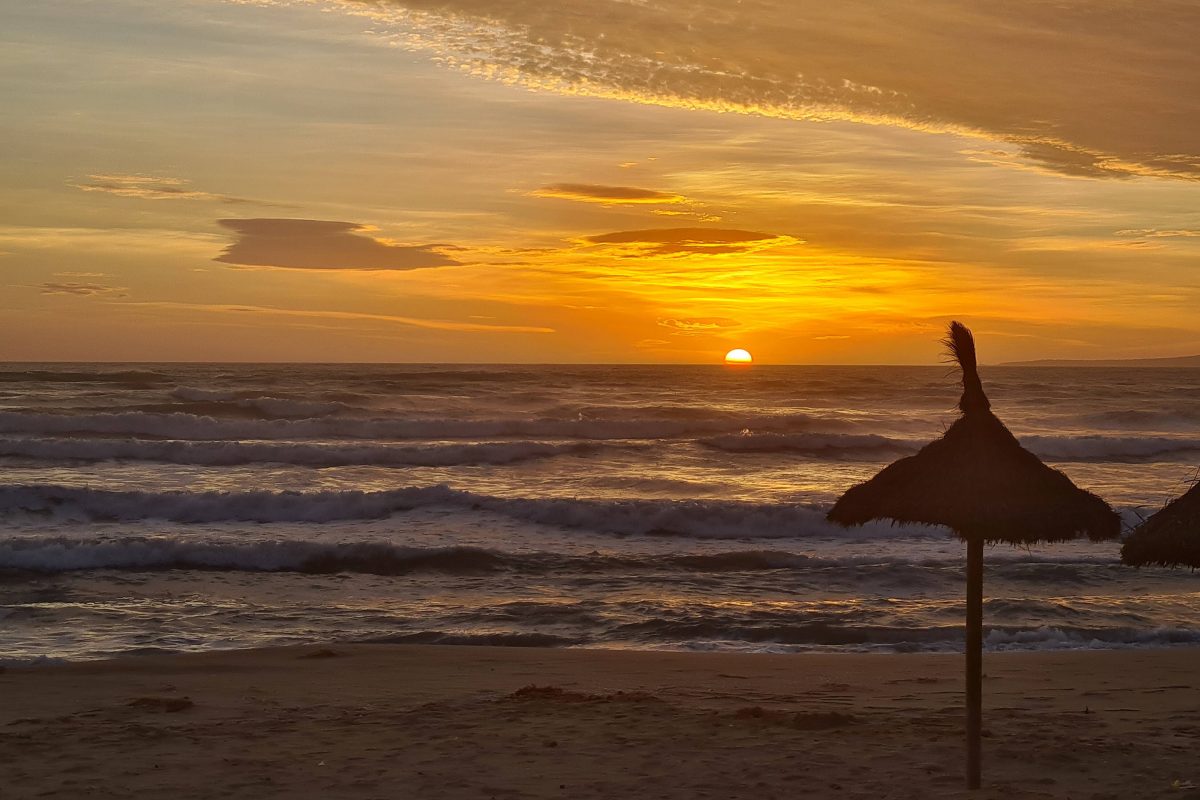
[724,348,753,364]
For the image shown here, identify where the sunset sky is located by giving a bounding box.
[3,0,1199,363]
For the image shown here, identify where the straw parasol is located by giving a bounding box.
[827,321,1120,790]
[1121,480,1200,569]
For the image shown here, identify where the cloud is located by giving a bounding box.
[121,301,554,333]
[583,227,799,256]
[73,175,267,205]
[39,282,125,296]
[530,183,688,205]
[215,219,463,271]
[333,0,1200,182]
[657,317,740,334]
[1115,229,1200,239]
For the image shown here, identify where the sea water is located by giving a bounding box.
[1,363,1198,661]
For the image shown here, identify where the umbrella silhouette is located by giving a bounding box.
[827,321,1119,789]
[1121,480,1200,568]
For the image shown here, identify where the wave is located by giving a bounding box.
[0,410,832,441]
[349,624,1200,652]
[699,431,914,456]
[1020,434,1200,461]
[0,538,848,575]
[700,431,1200,462]
[0,538,509,575]
[984,625,1200,651]
[360,631,579,647]
[0,484,937,538]
[151,397,356,420]
[0,437,601,467]
[1072,408,1200,432]
[0,369,168,386]
[610,617,1200,651]
[0,537,1120,583]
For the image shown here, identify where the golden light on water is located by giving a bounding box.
[724,348,753,364]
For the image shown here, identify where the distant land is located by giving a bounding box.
[1000,354,1200,367]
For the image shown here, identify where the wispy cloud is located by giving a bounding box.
[530,183,688,205]
[72,174,271,205]
[1114,229,1200,239]
[657,317,740,334]
[215,218,463,271]
[40,281,126,296]
[121,301,554,334]
[583,227,800,256]
[317,0,1200,182]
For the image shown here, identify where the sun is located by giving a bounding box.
[724,348,753,364]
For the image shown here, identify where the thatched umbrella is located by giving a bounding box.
[1122,480,1200,569]
[827,321,1120,790]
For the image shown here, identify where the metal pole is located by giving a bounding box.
[966,536,983,790]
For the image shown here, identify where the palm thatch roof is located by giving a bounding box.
[827,322,1120,544]
[1121,480,1200,568]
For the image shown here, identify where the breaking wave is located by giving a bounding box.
[700,431,914,456]
[1019,434,1200,461]
[0,537,1123,582]
[0,369,168,386]
[0,538,509,575]
[702,431,1200,462]
[0,437,604,467]
[1073,408,1200,432]
[0,484,936,539]
[0,538,891,575]
[0,410,829,441]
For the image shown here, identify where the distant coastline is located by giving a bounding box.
[1001,354,1200,367]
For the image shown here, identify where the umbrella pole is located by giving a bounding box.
[966,536,983,790]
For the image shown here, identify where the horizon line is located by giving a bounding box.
[4,359,1199,368]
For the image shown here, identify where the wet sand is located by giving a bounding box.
[2,645,1198,799]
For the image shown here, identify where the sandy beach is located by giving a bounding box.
[2,645,1198,799]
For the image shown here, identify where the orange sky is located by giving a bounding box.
[2,0,1199,363]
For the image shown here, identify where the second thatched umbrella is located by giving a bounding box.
[1121,480,1200,569]
[827,321,1120,790]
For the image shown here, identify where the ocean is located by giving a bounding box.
[1,363,1198,663]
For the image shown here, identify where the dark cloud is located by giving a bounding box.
[215,219,462,271]
[1013,142,1132,180]
[531,183,687,205]
[40,282,125,296]
[584,227,797,256]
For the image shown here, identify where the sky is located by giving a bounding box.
[2,0,1199,364]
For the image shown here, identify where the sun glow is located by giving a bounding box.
[724,348,753,364]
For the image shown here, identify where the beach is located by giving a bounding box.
[3,644,1198,799]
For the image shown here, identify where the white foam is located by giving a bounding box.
[985,625,1200,651]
